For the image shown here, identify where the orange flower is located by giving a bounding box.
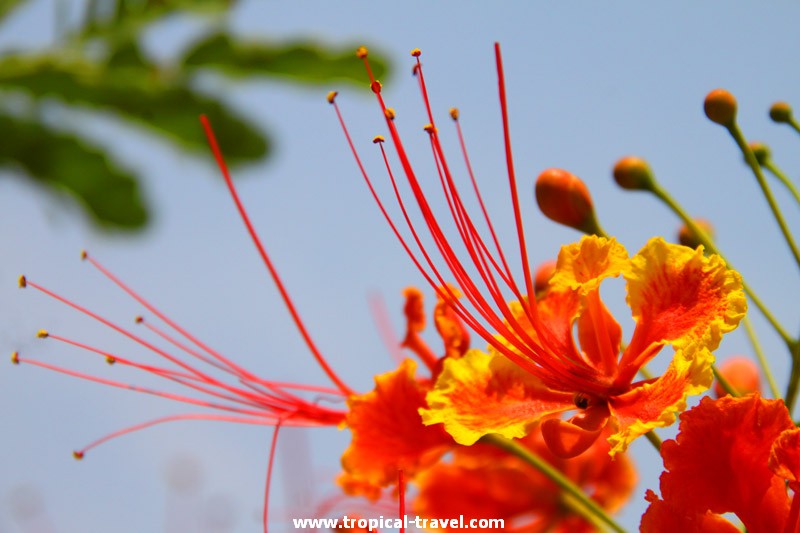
[642,395,800,533]
[332,46,746,457]
[414,422,636,532]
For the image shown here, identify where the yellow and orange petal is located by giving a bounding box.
[607,343,715,455]
[647,395,793,533]
[623,237,746,355]
[434,289,470,360]
[549,236,628,295]
[340,359,451,492]
[421,350,575,445]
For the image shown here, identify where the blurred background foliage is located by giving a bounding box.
[0,0,388,230]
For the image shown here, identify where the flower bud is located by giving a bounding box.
[612,156,655,191]
[678,218,715,249]
[704,89,737,126]
[535,169,600,234]
[748,141,771,166]
[534,260,557,294]
[769,101,793,124]
[714,356,761,398]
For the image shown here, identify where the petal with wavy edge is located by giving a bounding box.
[421,350,575,445]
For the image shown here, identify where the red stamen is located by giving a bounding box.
[200,115,354,397]
[263,416,286,533]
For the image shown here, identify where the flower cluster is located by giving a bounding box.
[11,43,800,532]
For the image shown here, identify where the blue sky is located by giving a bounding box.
[2,1,800,531]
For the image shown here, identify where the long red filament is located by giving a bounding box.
[199,116,354,397]
[263,417,285,533]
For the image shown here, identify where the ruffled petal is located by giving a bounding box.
[624,238,746,354]
[340,359,452,492]
[607,344,715,455]
[640,490,741,532]
[770,428,800,484]
[649,395,793,533]
[421,350,575,445]
[549,236,628,295]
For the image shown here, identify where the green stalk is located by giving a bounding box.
[481,434,628,533]
[742,316,781,399]
[727,124,800,270]
[644,430,662,453]
[763,159,800,208]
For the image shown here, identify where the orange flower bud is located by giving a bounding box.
[769,101,793,124]
[704,88,737,126]
[678,218,715,249]
[749,141,770,166]
[535,168,600,234]
[533,260,557,294]
[714,356,761,398]
[612,156,655,191]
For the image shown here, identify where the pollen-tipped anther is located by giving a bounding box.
[372,135,385,144]
[423,123,436,134]
[18,275,27,288]
[36,329,49,339]
[612,156,656,191]
[371,80,382,94]
[134,315,144,324]
[73,451,84,460]
[326,91,338,104]
[678,218,715,250]
[704,89,738,127]
[410,48,421,57]
[714,356,761,398]
[80,250,88,260]
[356,46,368,59]
[769,101,793,124]
[106,356,116,365]
[11,352,20,365]
[384,108,396,120]
[449,108,459,120]
[535,168,602,235]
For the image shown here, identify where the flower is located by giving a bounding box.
[414,420,636,532]
[641,394,800,533]
[332,45,746,457]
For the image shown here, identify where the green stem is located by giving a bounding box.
[650,183,793,346]
[788,117,800,136]
[742,316,781,399]
[644,430,662,453]
[728,123,800,271]
[712,365,739,396]
[785,341,800,414]
[763,159,800,208]
[481,434,627,533]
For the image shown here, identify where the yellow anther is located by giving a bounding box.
[135,316,144,324]
[18,275,26,288]
[36,329,49,339]
[373,135,385,144]
[356,46,368,59]
[449,108,459,120]
[423,123,436,134]
[11,352,20,365]
[80,250,88,260]
[371,80,382,94]
[326,91,338,104]
[384,108,396,120]
[410,48,421,57]
[73,451,84,460]
[106,356,116,365]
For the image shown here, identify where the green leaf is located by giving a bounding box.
[0,0,25,22]
[0,111,147,229]
[182,33,390,87]
[0,56,269,163]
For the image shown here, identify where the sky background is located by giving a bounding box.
[2,1,800,532]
